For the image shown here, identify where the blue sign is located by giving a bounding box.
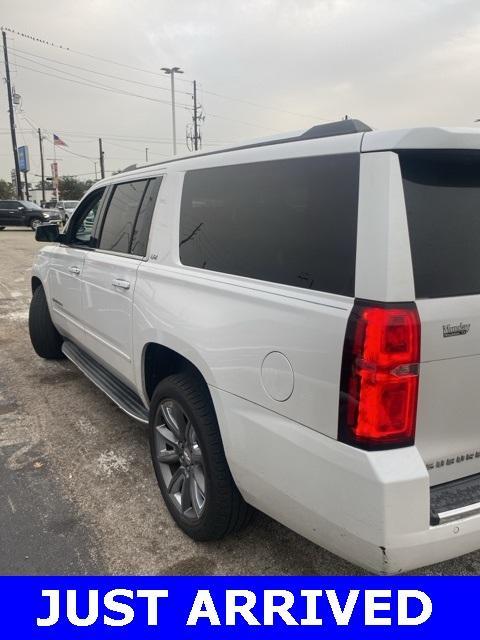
[0,576,477,639]
[18,145,30,173]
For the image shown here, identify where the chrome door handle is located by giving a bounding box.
[69,266,81,275]
[112,278,130,290]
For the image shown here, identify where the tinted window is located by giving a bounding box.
[0,201,17,209]
[72,188,106,245]
[21,201,42,210]
[99,180,148,253]
[400,150,480,298]
[179,155,359,295]
[130,178,162,256]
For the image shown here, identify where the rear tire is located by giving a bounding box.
[29,285,65,359]
[149,372,253,541]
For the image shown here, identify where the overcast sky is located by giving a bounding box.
[1,0,480,187]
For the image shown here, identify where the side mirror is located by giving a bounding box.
[35,223,62,243]
[17,206,25,211]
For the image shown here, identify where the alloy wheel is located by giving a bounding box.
[153,398,206,520]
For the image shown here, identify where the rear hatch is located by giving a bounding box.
[399,149,480,485]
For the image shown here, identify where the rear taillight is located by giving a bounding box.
[338,300,420,450]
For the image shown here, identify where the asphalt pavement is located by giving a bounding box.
[1,228,479,575]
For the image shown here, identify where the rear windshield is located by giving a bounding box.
[400,149,480,298]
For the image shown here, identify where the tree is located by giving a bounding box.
[58,176,87,200]
[0,179,14,199]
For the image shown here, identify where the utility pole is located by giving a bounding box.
[145,146,149,162]
[23,172,29,200]
[186,80,203,152]
[193,80,200,151]
[2,29,22,198]
[99,137,105,179]
[162,66,184,155]
[38,128,46,203]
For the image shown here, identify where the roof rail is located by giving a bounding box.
[300,119,372,139]
[118,118,372,174]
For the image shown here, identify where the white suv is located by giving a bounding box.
[29,119,480,574]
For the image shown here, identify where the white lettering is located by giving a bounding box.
[37,590,60,627]
[326,589,359,626]
[104,589,134,627]
[398,590,432,626]
[226,590,260,625]
[66,589,99,627]
[264,590,298,626]
[137,589,169,625]
[365,590,391,626]
[300,590,323,626]
[187,590,221,626]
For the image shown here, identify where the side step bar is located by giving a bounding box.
[62,340,148,424]
[431,472,480,525]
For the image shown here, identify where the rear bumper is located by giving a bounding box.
[210,387,480,574]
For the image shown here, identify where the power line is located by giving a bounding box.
[15,61,277,131]
[1,26,192,83]
[13,48,192,96]
[13,61,192,108]
[15,47,326,123]
[200,86,327,121]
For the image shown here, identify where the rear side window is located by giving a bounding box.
[130,177,162,256]
[99,180,148,253]
[179,154,359,295]
[400,150,480,298]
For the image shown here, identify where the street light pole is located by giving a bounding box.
[161,66,184,155]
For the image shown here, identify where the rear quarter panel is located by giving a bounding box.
[134,263,352,438]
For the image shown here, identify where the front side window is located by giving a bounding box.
[99,180,148,254]
[179,155,359,296]
[72,188,106,245]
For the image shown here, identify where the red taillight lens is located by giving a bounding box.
[339,300,420,450]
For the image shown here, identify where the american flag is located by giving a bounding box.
[53,133,67,147]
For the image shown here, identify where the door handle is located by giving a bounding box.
[69,266,81,275]
[112,278,130,290]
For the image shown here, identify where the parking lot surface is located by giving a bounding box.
[1,229,479,575]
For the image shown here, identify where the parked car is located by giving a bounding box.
[28,119,480,574]
[0,200,62,230]
[56,200,80,223]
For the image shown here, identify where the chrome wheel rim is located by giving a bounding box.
[31,220,40,230]
[153,399,206,520]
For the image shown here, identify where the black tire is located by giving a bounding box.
[30,218,42,231]
[29,285,65,359]
[149,372,252,541]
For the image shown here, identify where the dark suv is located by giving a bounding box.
[0,200,61,231]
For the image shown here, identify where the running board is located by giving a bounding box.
[62,340,149,424]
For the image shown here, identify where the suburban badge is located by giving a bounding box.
[443,322,471,338]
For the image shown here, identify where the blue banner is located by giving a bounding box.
[17,145,30,173]
[0,576,476,638]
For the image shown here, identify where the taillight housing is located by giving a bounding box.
[338,300,420,450]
